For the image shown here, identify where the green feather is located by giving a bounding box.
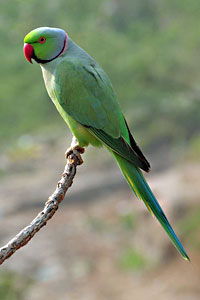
[24,27,190,261]
[87,127,149,171]
[112,152,190,261]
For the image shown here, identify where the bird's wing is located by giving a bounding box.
[54,57,150,171]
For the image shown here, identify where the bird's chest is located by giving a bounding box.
[41,66,57,101]
[41,63,71,124]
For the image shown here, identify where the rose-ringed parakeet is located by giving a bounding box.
[24,27,189,261]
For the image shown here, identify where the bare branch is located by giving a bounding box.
[0,139,84,265]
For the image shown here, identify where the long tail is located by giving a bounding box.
[112,151,189,261]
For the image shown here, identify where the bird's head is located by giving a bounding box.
[24,27,67,64]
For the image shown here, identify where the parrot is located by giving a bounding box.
[23,27,189,261]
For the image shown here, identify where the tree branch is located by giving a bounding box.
[0,139,84,265]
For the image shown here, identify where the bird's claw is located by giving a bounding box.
[65,145,85,165]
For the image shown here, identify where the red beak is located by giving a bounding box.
[24,43,34,63]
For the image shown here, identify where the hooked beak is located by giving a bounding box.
[24,43,34,63]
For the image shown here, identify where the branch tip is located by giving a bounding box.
[0,139,84,265]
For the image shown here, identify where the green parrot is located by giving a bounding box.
[24,27,189,261]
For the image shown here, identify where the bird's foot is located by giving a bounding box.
[65,144,85,165]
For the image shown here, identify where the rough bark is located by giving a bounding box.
[0,140,84,265]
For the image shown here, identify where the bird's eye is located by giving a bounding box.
[38,36,46,44]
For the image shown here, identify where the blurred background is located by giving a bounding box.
[0,0,200,299]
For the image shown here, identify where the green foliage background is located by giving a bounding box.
[0,0,200,157]
[0,2,200,298]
